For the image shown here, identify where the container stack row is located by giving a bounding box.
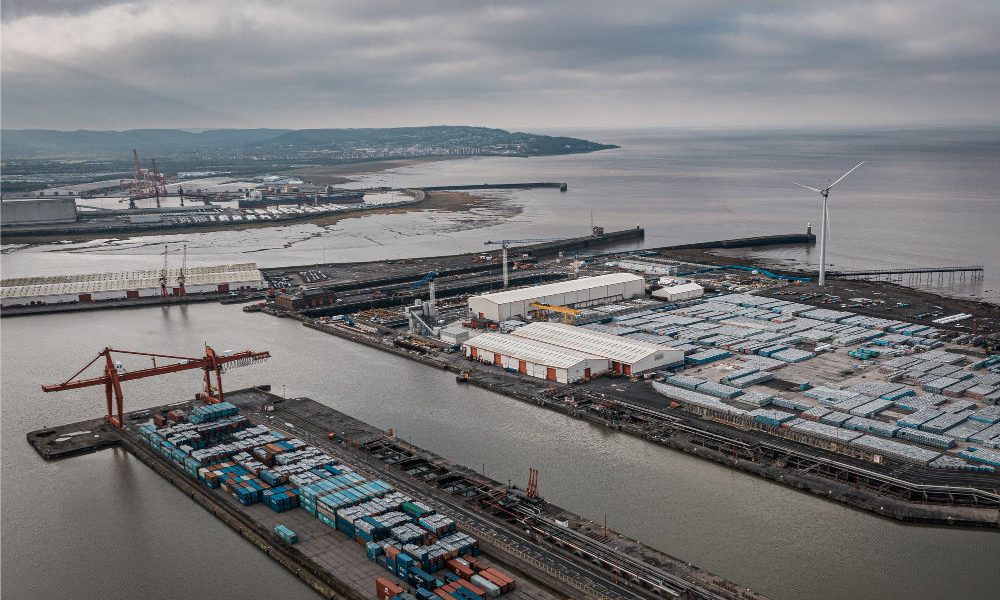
[375,553,516,600]
[138,403,510,596]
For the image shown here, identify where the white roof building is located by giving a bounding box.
[652,282,704,302]
[511,321,684,374]
[1,263,263,306]
[468,273,646,322]
[462,332,608,383]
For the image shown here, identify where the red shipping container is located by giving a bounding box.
[434,589,452,600]
[485,568,514,587]
[463,555,483,572]
[450,563,475,580]
[477,569,503,587]
[376,577,403,600]
[479,569,514,593]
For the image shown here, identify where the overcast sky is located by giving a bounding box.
[2,1,998,131]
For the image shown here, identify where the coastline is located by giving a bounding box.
[0,189,511,245]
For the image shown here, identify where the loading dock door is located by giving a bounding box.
[623,364,632,376]
[546,367,557,381]
[78,293,92,302]
[494,354,503,366]
[612,361,622,374]
[470,347,478,359]
[126,290,139,299]
[584,368,591,379]
[518,360,527,374]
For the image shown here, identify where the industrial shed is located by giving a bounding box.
[1,197,77,225]
[462,333,608,383]
[1,263,264,307]
[652,282,704,302]
[512,322,684,375]
[467,273,646,322]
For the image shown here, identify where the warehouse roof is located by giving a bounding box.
[512,322,679,364]
[1,263,262,298]
[659,282,703,294]
[473,273,644,305]
[463,332,605,369]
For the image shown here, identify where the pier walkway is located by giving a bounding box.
[829,265,984,284]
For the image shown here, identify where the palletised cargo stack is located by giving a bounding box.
[959,446,1000,468]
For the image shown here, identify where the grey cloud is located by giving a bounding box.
[2,1,998,129]
[0,0,129,21]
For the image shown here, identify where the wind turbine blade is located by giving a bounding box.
[792,182,823,193]
[826,161,865,191]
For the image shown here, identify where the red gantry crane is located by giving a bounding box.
[119,149,170,209]
[526,467,540,498]
[42,346,271,429]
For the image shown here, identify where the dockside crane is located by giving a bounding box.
[159,244,170,297]
[176,244,188,297]
[526,467,540,498]
[529,302,581,323]
[484,239,559,288]
[150,158,168,207]
[42,346,271,429]
[411,270,439,314]
[118,149,170,209]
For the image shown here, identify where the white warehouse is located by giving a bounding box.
[467,273,646,322]
[1,263,264,307]
[652,282,704,302]
[462,333,608,383]
[512,322,684,375]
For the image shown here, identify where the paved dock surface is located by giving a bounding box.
[233,391,767,600]
[26,417,120,459]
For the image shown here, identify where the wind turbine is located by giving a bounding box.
[793,161,865,287]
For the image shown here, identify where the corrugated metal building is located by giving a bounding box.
[1,197,78,225]
[467,273,646,322]
[652,282,704,302]
[512,322,684,375]
[462,332,608,383]
[1,263,263,307]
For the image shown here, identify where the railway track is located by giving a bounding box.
[602,389,1000,507]
[267,403,737,600]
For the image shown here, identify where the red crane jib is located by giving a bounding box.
[42,346,270,429]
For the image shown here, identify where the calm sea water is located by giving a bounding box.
[2,304,999,600]
[3,127,998,299]
[3,128,999,600]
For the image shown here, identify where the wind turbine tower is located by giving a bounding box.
[793,162,865,286]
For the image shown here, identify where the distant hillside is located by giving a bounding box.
[1,126,617,160]
[1,129,290,159]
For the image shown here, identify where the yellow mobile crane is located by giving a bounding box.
[530,302,581,323]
